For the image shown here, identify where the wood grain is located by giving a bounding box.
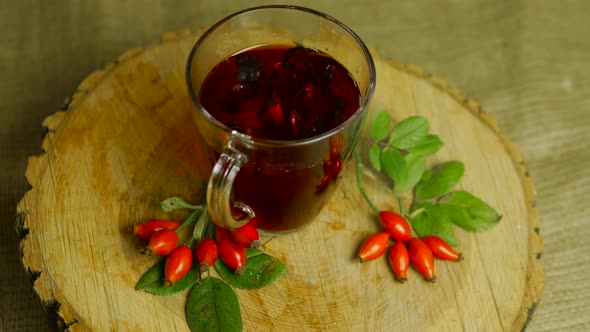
[17,29,542,331]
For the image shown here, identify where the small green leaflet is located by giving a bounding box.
[215,249,288,289]
[410,202,457,246]
[415,161,464,200]
[370,111,392,141]
[369,144,382,171]
[438,191,502,231]
[397,154,427,192]
[186,276,242,332]
[160,197,202,212]
[406,134,443,157]
[135,259,200,295]
[388,116,429,149]
[380,148,407,190]
[380,148,426,192]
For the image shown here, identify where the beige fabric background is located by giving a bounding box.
[1,0,588,331]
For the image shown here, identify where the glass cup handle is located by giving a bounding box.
[207,144,255,230]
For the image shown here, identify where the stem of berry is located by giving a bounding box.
[409,207,426,219]
[185,236,195,248]
[398,196,430,238]
[398,196,426,237]
[354,148,379,215]
[397,197,407,218]
[175,207,203,234]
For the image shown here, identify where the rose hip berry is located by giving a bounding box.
[215,225,232,243]
[230,222,261,248]
[195,238,218,272]
[131,219,181,242]
[422,236,462,261]
[408,237,436,282]
[358,232,390,262]
[388,241,410,283]
[163,245,193,287]
[378,211,411,243]
[144,229,178,256]
[216,226,247,275]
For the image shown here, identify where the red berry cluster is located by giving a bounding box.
[358,211,462,283]
[131,218,261,286]
[214,223,261,275]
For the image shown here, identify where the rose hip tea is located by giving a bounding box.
[198,45,361,233]
[200,45,360,140]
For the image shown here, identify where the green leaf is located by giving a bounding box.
[135,260,200,295]
[215,249,288,289]
[395,154,427,192]
[410,202,457,246]
[160,197,201,212]
[370,111,392,141]
[438,191,502,231]
[186,276,242,332]
[388,116,429,149]
[380,148,407,190]
[415,161,464,200]
[406,134,444,157]
[368,144,382,171]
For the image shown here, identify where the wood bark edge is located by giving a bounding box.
[15,29,544,331]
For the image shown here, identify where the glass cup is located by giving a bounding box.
[186,5,376,234]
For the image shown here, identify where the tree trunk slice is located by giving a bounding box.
[17,29,543,331]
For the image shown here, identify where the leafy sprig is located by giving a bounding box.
[368,114,443,192]
[135,197,287,331]
[359,111,501,245]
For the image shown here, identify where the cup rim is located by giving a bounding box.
[185,5,376,148]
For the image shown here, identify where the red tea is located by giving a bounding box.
[199,45,361,233]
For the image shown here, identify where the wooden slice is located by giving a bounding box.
[17,29,543,331]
